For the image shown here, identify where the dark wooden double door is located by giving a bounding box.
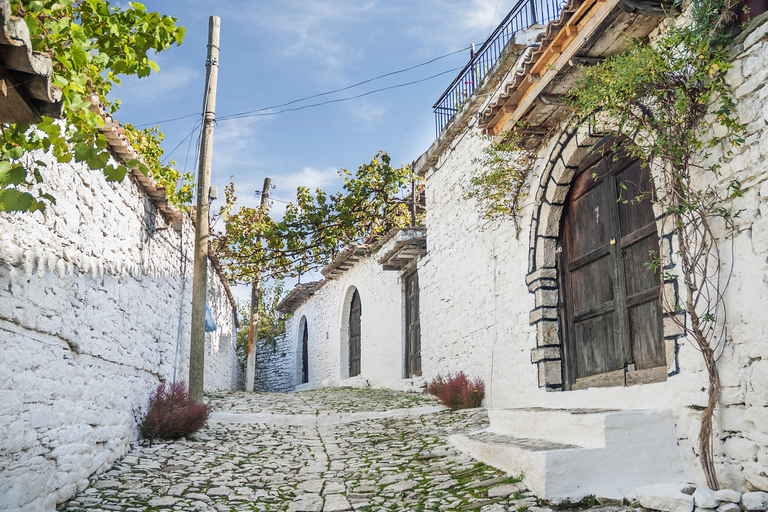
[559,144,665,389]
[349,290,361,377]
[301,322,309,384]
[405,272,422,378]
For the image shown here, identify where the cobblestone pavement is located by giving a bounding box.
[58,389,637,512]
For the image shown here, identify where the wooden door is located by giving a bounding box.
[301,322,309,384]
[405,272,422,377]
[559,144,664,389]
[349,290,361,377]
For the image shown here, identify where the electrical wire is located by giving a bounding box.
[218,106,430,127]
[218,67,463,121]
[218,47,471,120]
[133,46,471,128]
[161,119,202,166]
[135,112,202,128]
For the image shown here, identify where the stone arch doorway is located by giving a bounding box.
[526,126,676,390]
[339,286,362,379]
[300,317,309,384]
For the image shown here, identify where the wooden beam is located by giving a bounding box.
[509,0,622,128]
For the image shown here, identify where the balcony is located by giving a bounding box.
[432,0,567,136]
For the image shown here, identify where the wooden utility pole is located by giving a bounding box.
[189,16,220,402]
[245,178,271,392]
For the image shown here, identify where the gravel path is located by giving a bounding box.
[57,388,637,512]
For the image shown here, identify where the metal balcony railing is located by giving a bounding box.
[433,0,567,136]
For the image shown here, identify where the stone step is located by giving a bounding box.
[448,407,685,503]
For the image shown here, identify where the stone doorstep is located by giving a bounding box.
[449,408,685,503]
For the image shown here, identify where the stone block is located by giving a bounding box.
[537,359,562,387]
[742,492,768,511]
[717,504,741,512]
[694,486,719,509]
[714,489,741,503]
[636,483,695,512]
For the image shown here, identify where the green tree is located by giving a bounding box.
[235,281,287,376]
[0,0,185,212]
[214,151,417,284]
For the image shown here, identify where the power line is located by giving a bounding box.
[135,112,202,129]
[218,46,471,120]
[133,46,471,128]
[218,67,463,121]
[218,106,430,127]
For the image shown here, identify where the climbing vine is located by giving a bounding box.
[0,0,184,212]
[124,125,193,210]
[568,1,744,490]
[463,122,546,237]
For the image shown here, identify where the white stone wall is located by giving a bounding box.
[0,152,236,511]
[285,253,421,392]
[419,18,768,492]
[254,332,295,392]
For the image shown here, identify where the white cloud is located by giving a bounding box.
[112,65,198,106]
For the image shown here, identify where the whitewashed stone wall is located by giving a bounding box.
[418,18,768,492]
[0,151,237,511]
[285,253,422,392]
[254,332,295,392]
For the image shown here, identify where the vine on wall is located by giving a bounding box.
[463,123,546,237]
[567,2,744,490]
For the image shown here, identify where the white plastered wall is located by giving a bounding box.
[0,150,236,511]
[418,18,768,492]
[285,253,417,390]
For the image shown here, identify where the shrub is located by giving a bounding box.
[425,374,445,397]
[138,381,211,442]
[426,372,485,411]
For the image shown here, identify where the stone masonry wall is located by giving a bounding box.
[418,17,768,492]
[254,332,295,392]
[0,151,237,511]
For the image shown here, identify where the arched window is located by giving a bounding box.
[349,290,362,377]
[558,142,665,389]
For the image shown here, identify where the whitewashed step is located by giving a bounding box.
[448,407,684,503]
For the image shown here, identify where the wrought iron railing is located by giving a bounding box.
[433,0,567,136]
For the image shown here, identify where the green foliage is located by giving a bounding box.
[0,0,184,212]
[463,123,545,237]
[235,281,287,373]
[124,124,193,209]
[214,151,417,284]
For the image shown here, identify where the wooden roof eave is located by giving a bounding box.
[479,0,676,139]
[276,280,327,315]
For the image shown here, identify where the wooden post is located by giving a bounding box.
[245,178,271,392]
[189,16,220,402]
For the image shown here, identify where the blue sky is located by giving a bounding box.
[110,0,519,296]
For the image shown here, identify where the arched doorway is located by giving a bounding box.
[558,139,665,389]
[348,290,362,377]
[301,321,309,384]
[526,126,675,390]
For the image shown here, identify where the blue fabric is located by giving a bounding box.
[205,304,217,332]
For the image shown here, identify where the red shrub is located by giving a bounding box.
[425,374,446,397]
[427,372,484,411]
[138,381,210,441]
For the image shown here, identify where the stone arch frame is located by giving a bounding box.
[338,286,360,380]
[295,315,308,386]
[526,124,683,391]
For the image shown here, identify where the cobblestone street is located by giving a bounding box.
[58,389,632,512]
